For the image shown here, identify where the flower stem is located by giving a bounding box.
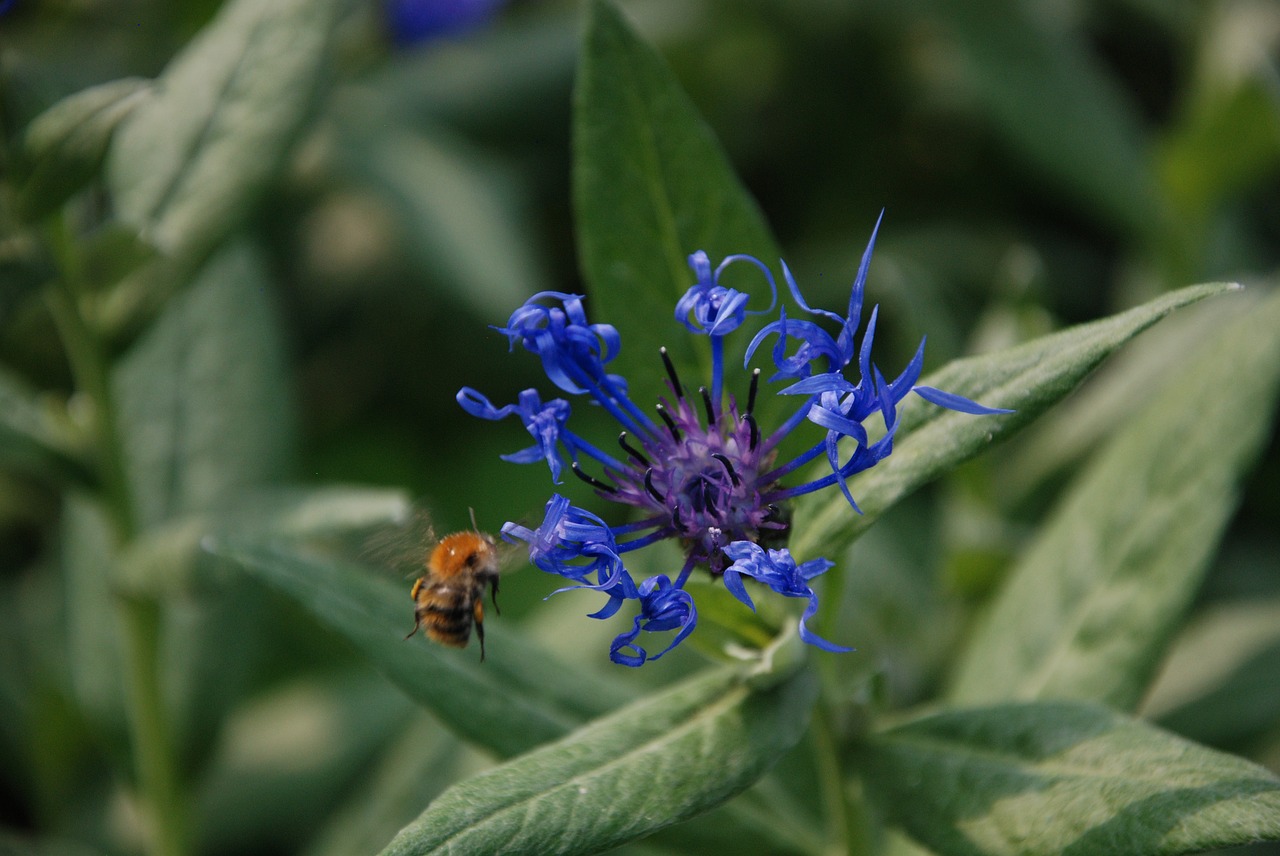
[45,221,188,856]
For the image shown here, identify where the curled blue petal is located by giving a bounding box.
[608,575,698,667]
[503,495,622,584]
[721,542,849,652]
[798,594,854,653]
[457,387,515,420]
[746,309,846,381]
[459,388,575,482]
[807,397,870,447]
[676,251,778,337]
[496,292,622,396]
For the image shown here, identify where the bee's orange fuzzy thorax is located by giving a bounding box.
[428,532,495,578]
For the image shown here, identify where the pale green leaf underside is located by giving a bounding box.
[106,0,340,259]
[949,287,1280,710]
[114,485,412,595]
[113,242,295,530]
[860,701,1280,856]
[18,77,152,221]
[791,282,1236,560]
[379,663,817,856]
[207,538,634,759]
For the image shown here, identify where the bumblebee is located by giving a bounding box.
[406,530,501,660]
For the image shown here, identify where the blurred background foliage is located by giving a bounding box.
[1,0,1279,854]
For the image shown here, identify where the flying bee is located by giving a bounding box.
[406,527,502,661]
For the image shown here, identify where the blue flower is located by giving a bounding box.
[463,216,1011,666]
[384,0,506,47]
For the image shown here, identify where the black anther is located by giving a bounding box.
[619,432,651,467]
[743,413,760,450]
[700,386,717,426]
[711,453,741,486]
[660,347,685,400]
[746,368,760,415]
[644,468,664,502]
[571,461,618,493]
[656,403,681,441]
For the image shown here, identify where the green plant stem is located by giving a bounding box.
[813,704,873,856]
[45,225,189,856]
[119,597,188,856]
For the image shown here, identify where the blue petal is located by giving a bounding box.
[722,567,756,611]
[779,372,854,397]
[913,386,1014,415]
[798,593,854,653]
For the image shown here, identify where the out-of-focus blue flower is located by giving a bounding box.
[384,0,506,47]
[463,215,1011,665]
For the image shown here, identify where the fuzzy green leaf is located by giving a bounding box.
[379,660,817,856]
[1143,599,1280,748]
[113,242,295,530]
[574,0,779,404]
[0,365,90,485]
[17,77,152,222]
[949,288,1280,710]
[207,538,635,759]
[115,485,412,595]
[791,282,1236,560]
[858,701,1280,856]
[106,0,341,261]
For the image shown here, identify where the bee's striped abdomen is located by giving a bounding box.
[417,585,474,647]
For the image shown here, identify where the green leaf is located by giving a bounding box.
[114,485,412,595]
[1143,599,1280,748]
[574,0,780,403]
[105,0,341,262]
[0,365,90,486]
[857,701,1280,856]
[378,660,817,856]
[920,0,1161,240]
[17,77,153,222]
[207,538,635,759]
[790,282,1236,561]
[61,493,128,735]
[194,672,416,856]
[995,294,1247,505]
[112,242,295,530]
[304,716,487,856]
[948,288,1280,710]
